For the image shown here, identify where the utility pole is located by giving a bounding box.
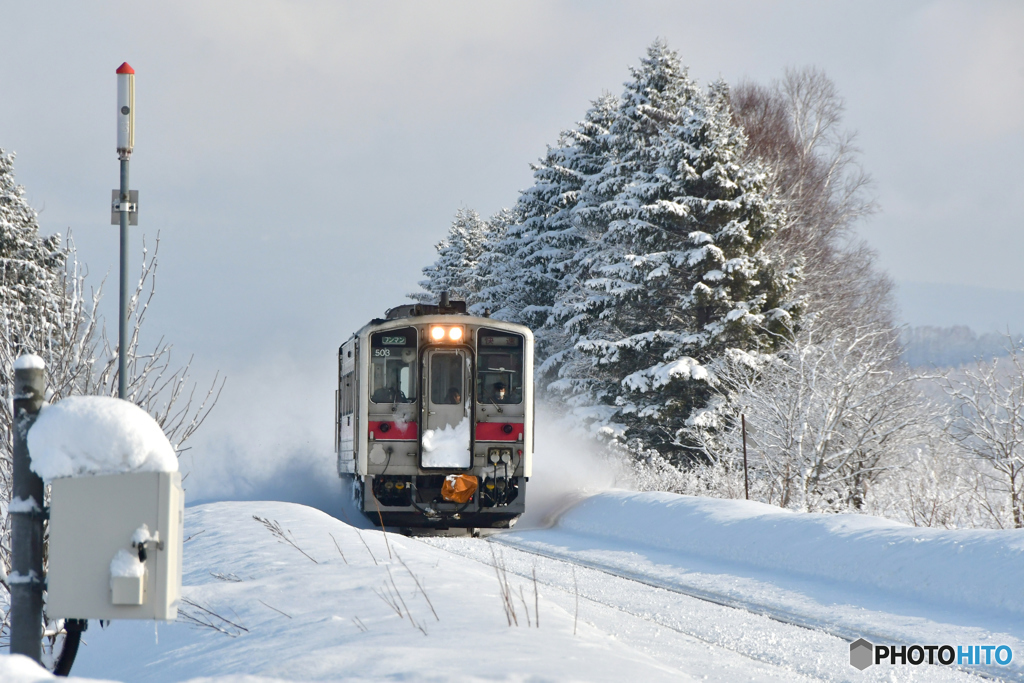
[10,356,46,662]
[742,414,749,501]
[113,62,137,400]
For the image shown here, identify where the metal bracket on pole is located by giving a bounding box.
[8,506,50,521]
[7,572,48,591]
[110,190,139,226]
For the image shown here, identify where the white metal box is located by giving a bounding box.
[47,471,183,620]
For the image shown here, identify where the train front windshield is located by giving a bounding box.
[370,328,417,403]
[477,328,524,404]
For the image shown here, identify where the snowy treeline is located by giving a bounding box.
[0,148,221,652]
[416,42,1024,529]
[901,325,1020,368]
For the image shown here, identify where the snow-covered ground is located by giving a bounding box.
[3,489,1022,682]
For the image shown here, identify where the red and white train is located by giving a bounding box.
[336,296,534,529]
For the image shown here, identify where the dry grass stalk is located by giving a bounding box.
[518,585,531,627]
[253,516,318,564]
[355,530,378,566]
[489,545,518,626]
[397,553,438,621]
[533,567,539,628]
[374,566,427,635]
[184,529,206,543]
[371,496,393,559]
[572,566,578,636]
[257,599,292,619]
[329,532,348,565]
[179,597,248,637]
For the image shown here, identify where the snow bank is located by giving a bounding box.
[27,396,177,482]
[421,416,470,468]
[0,654,119,683]
[69,501,703,683]
[556,490,1024,617]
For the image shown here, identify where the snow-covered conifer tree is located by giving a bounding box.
[480,94,620,332]
[414,207,490,304]
[0,149,69,353]
[1,149,77,491]
[547,44,798,461]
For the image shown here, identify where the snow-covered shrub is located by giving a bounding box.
[942,341,1024,528]
[865,443,989,529]
[686,321,937,514]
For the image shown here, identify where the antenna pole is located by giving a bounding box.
[114,62,136,399]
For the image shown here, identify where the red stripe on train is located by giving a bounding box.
[368,421,418,440]
[475,422,524,442]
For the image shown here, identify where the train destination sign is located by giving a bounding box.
[480,335,519,347]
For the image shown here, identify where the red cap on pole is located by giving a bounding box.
[116,62,135,74]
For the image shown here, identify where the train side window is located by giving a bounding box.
[340,372,355,415]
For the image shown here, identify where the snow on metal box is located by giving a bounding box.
[47,471,183,620]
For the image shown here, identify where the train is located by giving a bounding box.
[336,295,534,529]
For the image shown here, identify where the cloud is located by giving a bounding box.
[902,0,1024,141]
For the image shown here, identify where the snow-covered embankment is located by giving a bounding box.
[544,491,1024,618]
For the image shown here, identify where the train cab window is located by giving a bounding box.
[477,328,524,405]
[370,328,418,404]
[430,353,464,405]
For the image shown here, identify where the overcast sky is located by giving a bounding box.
[3,1,1023,501]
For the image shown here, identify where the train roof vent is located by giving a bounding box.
[386,294,468,319]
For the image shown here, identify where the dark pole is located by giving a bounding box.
[118,158,129,400]
[742,413,749,501]
[10,356,46,662]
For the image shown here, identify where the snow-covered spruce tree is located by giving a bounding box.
[414,207,491,304]
[478,94,620,338]
[547,43,799,462]
[0,148,75,514]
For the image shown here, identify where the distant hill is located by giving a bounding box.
[897,281,1024,332]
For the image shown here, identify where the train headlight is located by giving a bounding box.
[429,325,464,342]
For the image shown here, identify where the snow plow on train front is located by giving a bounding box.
[335,295,534,529]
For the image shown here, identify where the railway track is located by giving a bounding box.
[489,534,1013,682]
